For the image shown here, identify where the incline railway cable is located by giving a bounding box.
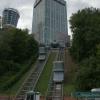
[46,48,64,100]
[14,52,50,100]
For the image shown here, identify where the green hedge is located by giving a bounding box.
[0,55,37,91]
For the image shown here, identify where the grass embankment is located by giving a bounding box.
[0,58,37,96]
[64,48,77,96]
[35,52,57,95]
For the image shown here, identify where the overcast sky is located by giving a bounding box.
[0,0,100,36]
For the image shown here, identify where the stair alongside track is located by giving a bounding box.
[14,52,50,100]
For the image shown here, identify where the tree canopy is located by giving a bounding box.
[70,8,100,61]
[70,8,100,90]
[0,28,38,90]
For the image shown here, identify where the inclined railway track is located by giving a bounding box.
[14,53,50,100]
[52,84,63,100]
[46,48,64,100]
[57,48,64,61]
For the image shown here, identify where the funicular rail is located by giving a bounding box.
[14,52,50,100]
[46,48,64,100]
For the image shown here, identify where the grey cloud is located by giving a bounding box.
[67,0,91,19]
[0,0,100,35]
[18,5,33,31]
[67,0,91,36]
[0,0,35,31]
[66,0,100,36]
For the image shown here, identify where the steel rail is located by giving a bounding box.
[46,48,64,100]
[14,52,50,100]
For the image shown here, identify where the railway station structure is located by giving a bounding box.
[32,0,68,45]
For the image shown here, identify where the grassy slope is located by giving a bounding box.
[5,66,33,95]
[64,48,77,96]
[35,52,57,95]
[0,60,36,96]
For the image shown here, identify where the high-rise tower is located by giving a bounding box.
[32,0,68,45]
[2,8,20,28]
[0,16,2,29]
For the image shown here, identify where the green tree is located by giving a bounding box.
[75,56,100,90]
[70,8,100,61]
[70,8,100,90]
[0,28,38,78]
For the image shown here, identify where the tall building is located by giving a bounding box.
[32,0,68,45]
[2,8,20,28]
[0,16,2,29]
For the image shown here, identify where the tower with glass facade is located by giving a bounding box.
[2,8,20,28]
[0,16,2,29]
[32,0,68,45]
